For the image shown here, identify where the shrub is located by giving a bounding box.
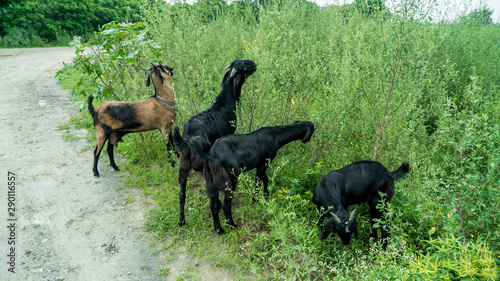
[410,234,499,280]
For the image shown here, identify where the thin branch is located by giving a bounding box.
[373,46,402,160]
[289,30,344,121]
[456,153,466,244]
[355,57,380,132]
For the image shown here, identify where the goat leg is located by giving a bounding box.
[177,167,189,226]
[369,201,382,241]
[210,197,224,234]
[166,140,178,167]
[221,195,237,229]
[162,130,177,167]
[253,166,269,202]
[106,141,120,172]
[222,177,237,228]
[380,223,390,250]
[261,171,269,198]
[92,142,105,177]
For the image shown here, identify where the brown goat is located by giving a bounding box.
[87,64,176,177]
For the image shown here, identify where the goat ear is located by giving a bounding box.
[302,121,314,143]
[221,71,230,85]
[146,74,151,87]
[302,126,313,143]
[232,73,243,87]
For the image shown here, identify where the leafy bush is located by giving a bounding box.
[57,21,160,103]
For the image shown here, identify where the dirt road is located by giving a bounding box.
[0,48,233,281]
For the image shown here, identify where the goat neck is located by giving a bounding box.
[211,59,256,110]
[211,73,245,111]
[150,67,175,104]
[272,121,315,148]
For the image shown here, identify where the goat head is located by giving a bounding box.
[320,209,357,245]
[223,59,257,79]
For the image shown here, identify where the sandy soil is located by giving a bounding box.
[0,47,234,281]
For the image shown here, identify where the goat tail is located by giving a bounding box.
[389,161,410,182]
[189,136,212,164]
[172,124,191,155]
[87,95,97,119]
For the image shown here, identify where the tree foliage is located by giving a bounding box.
[461,6,494,25]
[353,0,387,17]
[0,0,141,46]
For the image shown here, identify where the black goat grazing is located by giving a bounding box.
[312,161,409,248]
[172,59,257,226]
[88,64,176,177]
[190,121,315,234]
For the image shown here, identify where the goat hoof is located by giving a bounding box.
[216,228,225,235]
[112,166,120,172]
[178,220,186,226]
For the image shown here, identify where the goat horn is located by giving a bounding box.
[330,212,342,224]
[140,67,151,71]
[222,64,231,70]
[349,209,356,221]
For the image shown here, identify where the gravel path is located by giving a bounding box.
[0,47,233,281]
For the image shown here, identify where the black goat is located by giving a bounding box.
[190,121,315,234]
[312,161,409,248]
[172,59,257,226]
